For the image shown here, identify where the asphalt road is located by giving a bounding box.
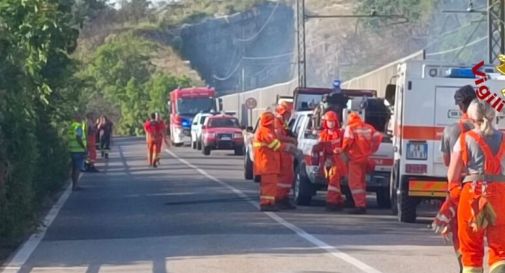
[3,137,459,273]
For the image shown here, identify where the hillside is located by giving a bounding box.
[77,0,491,104]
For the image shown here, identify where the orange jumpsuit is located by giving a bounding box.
[453,131,505,273]
[144,120,161,166]
[155,120,166,162]
[86,121,97,165]
[254,113,284,207]
[320,124,346,206]
[274,115,295,202]
[342,113,382,208]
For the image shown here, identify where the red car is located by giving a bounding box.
[201,114,244,156]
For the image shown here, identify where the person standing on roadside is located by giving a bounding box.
[85,113,99,172]
[68,113,87,190]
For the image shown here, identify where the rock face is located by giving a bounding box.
[178,2,295,95]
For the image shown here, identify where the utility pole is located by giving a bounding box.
[295,0,407,88]
[488,0,505,64]
[296,0,306,88]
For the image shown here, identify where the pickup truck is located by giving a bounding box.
[243,118,260,182]
[290,110,394,207]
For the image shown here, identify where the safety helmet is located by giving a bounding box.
[322,111,338,122]
[260,112,275,126]
[454,85,477,105]
[276,101,293,116]
[348,112,363,125]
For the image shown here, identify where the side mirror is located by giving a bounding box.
[201,125,207,130]
[385,84,396,106]
[246,126,254,132]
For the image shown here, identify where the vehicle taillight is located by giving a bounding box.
[405,164,427,174]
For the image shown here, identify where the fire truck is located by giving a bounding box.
[387,60,505,223]
[168,87,221,146]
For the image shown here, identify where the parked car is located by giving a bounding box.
[201,114,245,156]
[191,112,212,150]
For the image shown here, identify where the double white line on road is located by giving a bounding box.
[166,149,384,273]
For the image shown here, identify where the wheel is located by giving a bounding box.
[294,164,314,206]
[244,152,253,180]
[234,146,244,156]
[197,139,202,150]
[192,141,196,149]
[254,175,261,183]
[202,146,211,156]
[398,175,417,223]
[376,188,391,208]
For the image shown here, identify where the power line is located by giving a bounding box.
[234,2,280,43]
[212,59,242,81]
[425,36,488,56]
[451,18,484,63]
[242,52,293,60]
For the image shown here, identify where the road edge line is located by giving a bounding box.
[166,149,384,273]
[1,179,74,273]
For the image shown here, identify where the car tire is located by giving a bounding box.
[192,141,196,149]
[294,164,313,206]
[203,146,211,156]
[254,175,261,183]
[244,152,253,180]
[376,188,391,208]
[398,175,417,223]
[197,139,202,150]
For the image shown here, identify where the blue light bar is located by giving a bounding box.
[446,68,476,79]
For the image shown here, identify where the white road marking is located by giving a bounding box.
[166,149,385,273]
[1,179,76,273]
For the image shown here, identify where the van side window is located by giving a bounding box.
[293,116,303,136]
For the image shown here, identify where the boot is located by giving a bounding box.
[277,198,296,210]
[326,203,343,212]
[260,204,279,212]
[347,207,367,215]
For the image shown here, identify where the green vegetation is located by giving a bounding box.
[81,34,193,135]
[0,0,83,241]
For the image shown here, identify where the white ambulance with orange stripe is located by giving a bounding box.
[387,60,505,223]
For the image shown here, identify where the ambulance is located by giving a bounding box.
[387,59,505,223]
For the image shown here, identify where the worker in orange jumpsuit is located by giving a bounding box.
[439,99,505,273]
[154,113,170,166]
[319,111,346,211]
[85,112,99,172]
[274,101,297,209]
[434,85,476,272]
[341,112,383,214]
[254,111,297,211]
[144,113,161,168]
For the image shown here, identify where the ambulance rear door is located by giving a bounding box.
[432,85,467,176]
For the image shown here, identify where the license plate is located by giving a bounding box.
[406,141,428,160]
[221,136,231,140]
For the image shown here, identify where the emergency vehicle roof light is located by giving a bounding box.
[445,68,476,78]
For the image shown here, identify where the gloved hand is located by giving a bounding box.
[432,198,458,239]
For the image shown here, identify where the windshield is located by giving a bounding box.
[177,97,215,115]
[296,94,323,111]
[208,118,240,128]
